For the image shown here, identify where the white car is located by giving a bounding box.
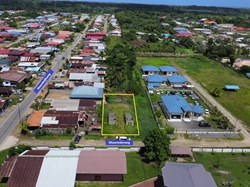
[204,109,209,115]
[116,136,131,141]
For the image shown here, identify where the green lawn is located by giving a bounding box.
[195,152,250,187]
[102,95,139,135]
[0,149,9,165]
[76,152,160,187]
[138,56,250,126]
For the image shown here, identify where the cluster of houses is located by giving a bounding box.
[109,15,122,36]
[141,65,194,92]
[27,99,100,134]
[141,65,205,121]
[0,147,216,187]
[28,15,109,134]
[0,11,89,114]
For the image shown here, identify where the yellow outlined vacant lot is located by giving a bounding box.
[101,94,140,136]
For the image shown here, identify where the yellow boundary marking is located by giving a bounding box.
[101,93,140,136]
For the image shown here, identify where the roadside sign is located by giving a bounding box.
[34,69,54,94]
[105,140,134,146]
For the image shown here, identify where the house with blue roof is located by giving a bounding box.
[147,75,168,84]
[141,65,160,76]
[161,95,193,120]
[70,85,103,99]
[160,66,179,76]
[192,104,204,117]
[167,75,188,86]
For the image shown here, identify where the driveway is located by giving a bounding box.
[183,73,250,139]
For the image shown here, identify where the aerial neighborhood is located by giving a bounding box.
[0,1,249,187]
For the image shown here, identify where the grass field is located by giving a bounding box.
[76,152,160,187]
[138,56,250,126]
[195,152,250,187]
[102,95,139,136]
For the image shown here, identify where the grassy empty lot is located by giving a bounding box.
[76,152,160,187]
[102,95,139,136]
[138,56,250,126]
[195,152,250,187]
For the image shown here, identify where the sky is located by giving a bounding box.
[69,0,250,8]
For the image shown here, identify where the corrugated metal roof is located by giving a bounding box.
[162,162,217,187]
[36,150,80,187]
[52,99,79,111]
[8,157,44,187]
[141,65,160,72]
[77,150,127,174]
[161,95,193,114]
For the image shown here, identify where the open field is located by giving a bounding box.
[195,152,250,187]
[77,152,160,187]
[138,56,250,127]
[102,94,139,136]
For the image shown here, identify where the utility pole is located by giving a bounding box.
[54,0,57,13]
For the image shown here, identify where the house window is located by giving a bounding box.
[95,175,101,181]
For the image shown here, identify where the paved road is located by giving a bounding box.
[184,73,250,139]
[0,18,95,149]
[103,15,109,34]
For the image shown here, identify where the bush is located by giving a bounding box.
[165,126,175,134]
[8,144,31,156]
[35,129,50,137]
[69,141,76,149]
[66,128,72,135]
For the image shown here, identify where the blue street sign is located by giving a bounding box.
[34,69,54,94]
[105,140,134,146]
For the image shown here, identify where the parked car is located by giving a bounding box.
[204,109,210,115]
[19,96,24,101]
[198,121,211,127]
[74,135,81,143]
[116,136,131,141]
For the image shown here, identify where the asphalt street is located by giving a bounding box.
[0,18,95,148]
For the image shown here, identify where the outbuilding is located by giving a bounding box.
[76,150,127,181]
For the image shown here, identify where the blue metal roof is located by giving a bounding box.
[70,86,103,99]
[147,75,167,83]
[147,83,160,90]
[225,85,240,90]
[141,65,160,72]
[167,75,187,83]
[160,66,178,73]
[193,104,204,114]
[161,95,193,114]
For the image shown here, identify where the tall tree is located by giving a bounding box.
[141,129,170,164]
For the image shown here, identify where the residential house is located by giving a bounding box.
[76,150,127,181]
[69,73,100,82]
[78,99,97,112]
[70,85,103,99]
[167,75,189,87]
[0,71,30,87]
[0,87,12,97]
[161,95,193,120]
[0,59,12,67]
[147,75,168,85]
[160,66,179,76]
[27,110,47,130]
[40,110,80,133]
[162,162,217,187]
[86,32,106,40]
[233,58,250,69]
[141,65,160,76]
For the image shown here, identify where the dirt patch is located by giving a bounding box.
[45,89,71,100]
